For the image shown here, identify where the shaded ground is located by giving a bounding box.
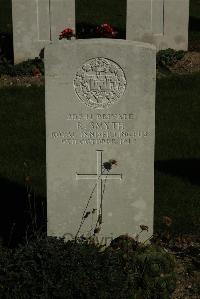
[169,52,200,74]
[157,51,200,78]
[0,74,44,87]
[0,177,46,247]
[156,235,200,299]
[172,256,200,299]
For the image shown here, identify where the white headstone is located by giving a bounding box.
[127,0,190,50]
[45,39,156,243]
[12,0,75,63]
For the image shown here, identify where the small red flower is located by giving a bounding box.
[96,23,117,38]
[32,68,41,77]
[103,159,118,171]
[109,159,118,166]
[59,28,74,40]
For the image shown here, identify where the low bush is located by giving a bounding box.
[157,49,185,68]
[0,236,176,299]
[0,58,44,77]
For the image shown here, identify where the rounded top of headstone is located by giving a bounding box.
[53,38,156,50]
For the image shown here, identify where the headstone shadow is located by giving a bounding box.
[0,176,46,247]
[155,159,200,185]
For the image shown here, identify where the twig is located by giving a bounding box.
[75,170,105,240]
[93,171,109,234]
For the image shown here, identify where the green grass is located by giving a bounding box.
[0,0,12,33]
[190,0,200,20]
[156,73,200,160]
[155,73,200,233]
[0,86,46,196]
[155,171,200,234]
[0,73,200,236]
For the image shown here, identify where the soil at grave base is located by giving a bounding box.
[157,51,200,78]
[160,234,200,299]
[168,52,200,75]
[172,256,200,299]
[0,75,44,87]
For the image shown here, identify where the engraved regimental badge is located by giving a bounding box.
[74,58,127,109]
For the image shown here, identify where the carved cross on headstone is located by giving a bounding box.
[76,150,122,218]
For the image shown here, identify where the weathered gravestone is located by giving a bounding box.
[12,0,189,63]
[45,39,156,242]
[12,0,75,63]
[127,0,190,50]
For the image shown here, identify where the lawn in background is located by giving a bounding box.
[190,0,200,19]
[0,0,12,33]
[0,86,46,246]
[0,86,45,196]
[155,73,200,234]
[0,73,200,243]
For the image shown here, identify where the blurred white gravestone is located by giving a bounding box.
[45,39,156,242]
[12,0,75,63]
[12,0,189,63]
[127,0,190,51]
